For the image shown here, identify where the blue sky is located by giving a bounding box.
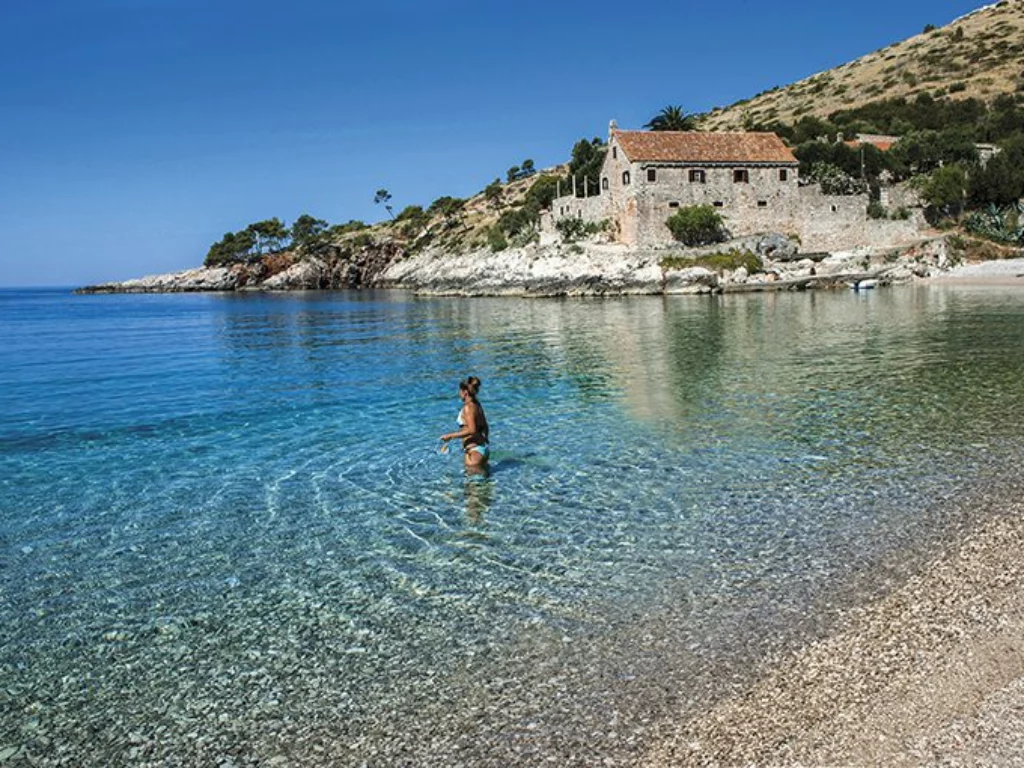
[0,0,985,286]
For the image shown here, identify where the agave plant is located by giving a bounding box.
[964,203,1024,245]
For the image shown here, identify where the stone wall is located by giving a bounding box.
[600,131,637,244]
[633,164,799,245]
[792,187,921,251]
[547,193,608,225]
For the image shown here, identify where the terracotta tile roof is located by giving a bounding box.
[614,130,798,165]
[845,134,898,152]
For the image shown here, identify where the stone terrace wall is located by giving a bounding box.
[793,187,921,252]
[634,183,921,252]
[541,193,610,236]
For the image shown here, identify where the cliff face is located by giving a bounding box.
[76,242,404,294]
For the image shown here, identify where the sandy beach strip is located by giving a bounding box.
[640,493,1024,766]
[924,257,1024,287]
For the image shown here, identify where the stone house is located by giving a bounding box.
[544,121,922,251]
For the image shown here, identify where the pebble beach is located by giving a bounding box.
[927,256,1024,286]
[643,480,1024,766]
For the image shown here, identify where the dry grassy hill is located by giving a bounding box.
[704,0,1024,129]
[362,166,566,255]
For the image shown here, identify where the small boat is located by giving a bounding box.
[851,278,878,290]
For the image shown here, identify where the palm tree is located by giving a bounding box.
[644,106,698,132]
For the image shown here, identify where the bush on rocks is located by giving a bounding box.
[661,248,763,274]
[665,205,728,246]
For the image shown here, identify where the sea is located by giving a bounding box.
[2,285,1024,766]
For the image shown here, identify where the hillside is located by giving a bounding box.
[704,1,1024,129]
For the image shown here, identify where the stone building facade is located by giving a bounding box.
[543,122,922,252]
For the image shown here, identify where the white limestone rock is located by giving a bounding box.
[261,259,325,290]
[79,267,239,293]
[664,267,718,294]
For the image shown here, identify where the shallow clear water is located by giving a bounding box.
[2,286,1024,765]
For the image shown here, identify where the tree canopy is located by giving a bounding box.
[374,189,394,219]
[644,106,698,132]
[566,137,606,197]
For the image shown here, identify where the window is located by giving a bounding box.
[757,200,768,208]
[830,204,839,213]
[779,169,789,182]
[601,177,609,191]
[689,169,706,183]
[622,171,631,185]
[733,169,749,183]
[713,201,724,208]
[668,201,680,208]
[613,147,618,159]
[647,168,657,182]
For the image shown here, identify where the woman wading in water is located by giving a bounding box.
[441,377,489,470]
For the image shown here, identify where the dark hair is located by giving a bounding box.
[460,377,481,400]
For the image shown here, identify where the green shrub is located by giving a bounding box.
[891,207,912,220]
[394,205,429,238]
[427,196,465,220]
[330,220,368,236]
[922,164,967,218]
[484,178,504,209]
[524,174,561,210]
[395,205,423,222]
[486,227,508,252]
[350,233,374,250]
[968,144,1024,207]
[555,217,606,242]
[867,200,887,219]
[510,228,540,248]
[808,163,868,195]
[660,249,763,274]
[665,205,727,246]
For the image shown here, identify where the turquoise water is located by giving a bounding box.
[2,286,1024,765]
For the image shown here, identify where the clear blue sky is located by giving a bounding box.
[0,0,985,287]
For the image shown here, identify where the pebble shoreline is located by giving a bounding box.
[641,487,1024,766]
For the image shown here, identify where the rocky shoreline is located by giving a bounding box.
[75,232,988,298]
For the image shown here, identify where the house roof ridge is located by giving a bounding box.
[612,129,798,165]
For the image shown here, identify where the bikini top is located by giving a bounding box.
[457,405,488,443]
